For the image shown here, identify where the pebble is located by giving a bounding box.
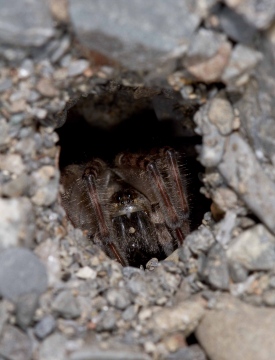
[208,97,234,135]
[70,348,151,360]
[0,78,12,93]
[106,288,131,310]
[0,197,35,249]
[185,226,215,255]
[76,266,97,280]
[199,243,230,290]
[18,59,34,79]
[147,299,205,338]
[0,153,25,175]
[0,248,47,301]
[0,118,9,149]
[196,294,275,360]
[52,290,81,319]
[165,344,207,360]
[68,60,89,77]
[39,333,66,360]
[227,224,275,271]
[0,325,32,360]
[31,165,59,206]
[34,314,56,339]
[16,292,39,329]
[263,290,275,307]
[37,77,58,97]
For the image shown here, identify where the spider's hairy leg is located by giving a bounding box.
[83,160,127,266]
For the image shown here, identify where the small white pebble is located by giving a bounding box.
[76,266,97,280]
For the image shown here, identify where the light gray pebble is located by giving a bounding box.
[34,314,56,339]
[0,78,12,93]
[0,118,9,148]
[70,348,151,360]
[122,305,138,321]
[106,288,131,310]
[0,248,47,301]
[1,174,30,197]
[16,292,39,329]
[186,226,215,255]
[0,325,32,360]
[97,309,118,331]
[228,261,248,283]
[68,59,89,77]
[39,333,66,360]
[52,291,81,319]
[165,344,206,360]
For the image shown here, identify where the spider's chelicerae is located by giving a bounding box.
[61,147,189,267]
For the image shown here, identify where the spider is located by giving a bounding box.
[61,147,189,267]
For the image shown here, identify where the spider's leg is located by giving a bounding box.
[83,160,127,266]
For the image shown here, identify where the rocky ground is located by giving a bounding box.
[1,1,275,359]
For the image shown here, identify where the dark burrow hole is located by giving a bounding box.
[57,82,211,268]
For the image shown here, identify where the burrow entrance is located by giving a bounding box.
[56,82,210,266]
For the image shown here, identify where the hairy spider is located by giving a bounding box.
[61,147,189,267]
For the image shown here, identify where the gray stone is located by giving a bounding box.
[214,211,237,246]
[1,174,30,197]
[106,288,131,310]
[0,325,32,360]
[68,59,89,77]
[69,0,200,71]
[39,333,66,360]
[0,0,54,47]
[227,225,275,271]
[165,344,206,360]
[147,299,205,337]
[16,292,39,329]
[224,0,275,29]
[185,225,215,255]
[0,301,9,336]
[0,153,25,175]
[196,294,275,360]
[218,133,275,234]
[52,290,81,319]
[122,305,138,321]
[263,290,275,306]
[97,309,119,331]
[51,36,70,63]
[18,59,34,79]
[70,348,151,360]
[199,243,230,290]
[219,6,257,44]
[0,197,35,249]
[0,118,9,149]
[0,248,47,301]
[31,166,59,206]
[222,44,262,84]
[228,261,248,283]
[34,314,56,339]
[184,28,232,82]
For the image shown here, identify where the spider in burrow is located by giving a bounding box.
[61,147,190,268]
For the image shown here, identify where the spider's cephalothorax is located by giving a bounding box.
[61,147,189,267]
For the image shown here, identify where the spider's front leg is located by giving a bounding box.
[115,147,190,246]
[82,160,128,266]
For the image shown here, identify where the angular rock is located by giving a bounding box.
[208,97,234,135]
[0,248,47,301]
[106,288,131,310]
[185,226,215,255]
[52,290,81,319]
[224,0,275,29]
[0,325,32,360]
[34,314,56,339]
[0,0,54,47]
[1,174,30,197]
[199,243,230,290]
[222,44,262,85]
[147,299,205,337]
[68,0,200,71]
[0,197,35,249]
[218,133,275,234]
[39,333,66,360]
[196,294,275,360]
[184,28,232,82]
[227,224,275,271]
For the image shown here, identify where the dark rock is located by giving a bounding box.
[16,292,39,329]
[34,314,56,339]
[0,248,47,301]
[165,344,206,360]
[196,294,275,360]
[199,243,230,290]
[0,325,32,360]
[52,290,81,319]
[0,0,54,47]
[219,6,257,44]
[106,288,131,310]
[227,225,275,271]
[68,0,200,72]
[218,134,275,234]
[39,333,66,360]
